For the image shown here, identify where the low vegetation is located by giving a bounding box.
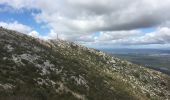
[0,27,170,100]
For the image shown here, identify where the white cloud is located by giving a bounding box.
[85,27,170,47]
[1,0,170,48]
[0,0,35,9]
[34,0,170,32]
[0,21,48,39]
[96,30,141,41]
[0,21,32,33]
[2,0,170,32]
[133,27,170,45]
[28,30,40,38]
[28,30,50,40]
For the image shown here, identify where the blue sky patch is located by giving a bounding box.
[0,4,50,36]
[139,27,156,33]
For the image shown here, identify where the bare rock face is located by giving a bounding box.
[0,27,170,100]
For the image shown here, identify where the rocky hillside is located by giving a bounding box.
[0,27,170,100]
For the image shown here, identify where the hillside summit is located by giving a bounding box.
[0,27,170,100]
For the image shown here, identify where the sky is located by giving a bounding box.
[0,0,170,49]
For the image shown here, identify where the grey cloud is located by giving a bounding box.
[1,0,170,47]
[90,27,170,46]
[1,0,170,32]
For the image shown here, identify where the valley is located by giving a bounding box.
[101,49,170,75]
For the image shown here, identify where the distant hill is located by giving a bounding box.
[0,27,170,100]
[100,48,170,75]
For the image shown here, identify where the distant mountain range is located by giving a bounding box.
[99,48,170,54]
[0,27,170,100]
[100,48,170,76]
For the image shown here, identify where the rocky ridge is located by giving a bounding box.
[0,27,170,100]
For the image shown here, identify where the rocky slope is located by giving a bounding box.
[0,27,170,100]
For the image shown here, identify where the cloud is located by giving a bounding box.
[28,30,50,40]
[2,0,170,32]
[28,30,40,38]
[0,21,47,39]
[32,0,170,33]
[96,30,141,41]
[0,21,32,33]
[132,27,170,45]
[0,0,35,9]
[1,0,170,48]
[86,27,170,47]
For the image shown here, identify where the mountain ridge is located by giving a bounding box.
[0,27,170,100]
